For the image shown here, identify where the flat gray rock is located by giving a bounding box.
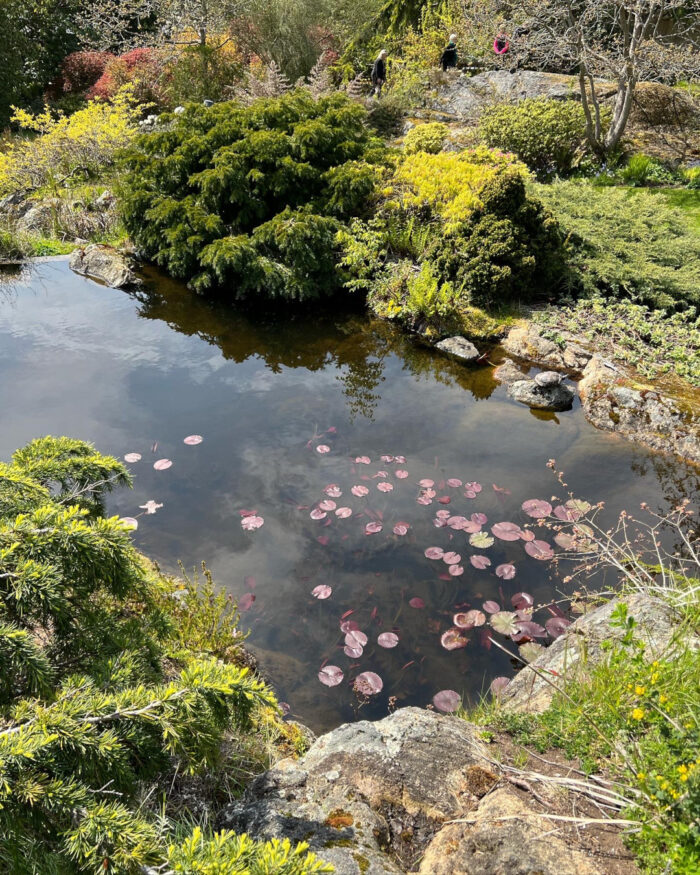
[508,379,574,411]
[69,244,137,289]
[435,336,480,362]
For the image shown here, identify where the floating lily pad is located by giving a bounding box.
[319,499,337,512]
[393,521,410,536]
[365,521,382,534]
[153,459,172,471]
[409,597,426,609]
[378,632,399,648]
[490,676,510,695]
[119,516,138,530]
[324,484,342,497]
[441,628,469,650]
[470,532,495,549]
[495,563,516,580]
[490,611,518,635]
[316,445,330,454]
[345,630,368,648]
[448,564,464,576]
[183,435,203,445]
[311,585,332,599]
[424,547,444,560]
[545,616,572,638]
[521,499,553,518]
[124,453,141,463]
[354,671,383,695]
[395,469,409,479]
[377,482,394,493]
[482,600,501,614]
[310,508,327,520]
[446,478,462,488]
[443,551,461,565]
[454,609,486,629]
[241,515,264,531]
[318,665,344,687]
[335,507,353,518]
[519,642,545,663]
[491,521,523,541]
[524,540,554,560]
[355,456,371,464]
[470,555,491,570]
[433,689,462,712]
[511,592,534,610]
[351,485,369,497]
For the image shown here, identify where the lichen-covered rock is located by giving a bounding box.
[69,244,137,288]
[17,202,59,234]
[218,707,494,874]
[579,356,700,465]
[435,336,480,362]
[493,359,525,385]
[508,378,575,411]
[502,323,592,372]
[419,787,602,874]
[501,593,682,715]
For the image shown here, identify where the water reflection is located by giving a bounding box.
[0,259,695,733]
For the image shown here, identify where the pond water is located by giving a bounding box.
[1,259,696,732]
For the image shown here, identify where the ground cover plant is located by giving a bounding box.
[0,435,330,874]
[119,91,388,302]
[471,490,700,874]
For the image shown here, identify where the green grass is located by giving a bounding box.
[638,188,700,232]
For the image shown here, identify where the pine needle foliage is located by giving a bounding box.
[0,436,329,874]
[119,91,388,303]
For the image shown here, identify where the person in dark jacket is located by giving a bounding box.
[371,50,388,96]
[440,34,458,72]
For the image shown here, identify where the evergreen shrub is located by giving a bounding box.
[479,97,590,175]
[119,91,388,302]
[403,122,448,154]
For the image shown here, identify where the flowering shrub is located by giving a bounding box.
[59,51,114,94]
[0,86,140,195]
[89,47,164,106]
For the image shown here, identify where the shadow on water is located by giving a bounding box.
[0,259,696,732]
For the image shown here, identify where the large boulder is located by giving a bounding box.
[69,244,137,289]
[501,593,683,715]
[435,336,480,363]
[218,707,496,874]
[508,378,575,411]
[16,201,60,235]
[419,787,602,875]
[502,322,592,373]
[579,356,700,465]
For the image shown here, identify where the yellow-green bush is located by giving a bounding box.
[0,86,140,196]
[403,122,448,154]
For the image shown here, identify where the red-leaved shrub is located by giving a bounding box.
[60,51,115,94]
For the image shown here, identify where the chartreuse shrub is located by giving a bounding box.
[479,98,591,176]
[119,91,388,302]
[533,180,700,309]
[0,435,330,874]
[403,122,448,155]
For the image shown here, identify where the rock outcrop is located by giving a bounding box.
[502,322,592,373]
[579,356,700,465]
[507,378,575,411]
[69,244,138,289]
[501,593,683,715]
[435,336,480,363]
[219,708,495,874]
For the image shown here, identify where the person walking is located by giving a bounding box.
[440,34,458,72]
[371,50,388,97]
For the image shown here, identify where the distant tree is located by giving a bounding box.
[518,0,700,156]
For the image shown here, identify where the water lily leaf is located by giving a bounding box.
[483,600,501,614]
[183,435,203,445]
[441,628,469,650]
[238,592,256,611]
[416,496,432,505]
[493,483,511,495]
[519,529,535,542]
[495,563,516,580]
[469,532,494,549]
[324,484,342,497]
[464,482,482,493]
[454,609,486,629]
[545,616,572,638]
[553,504,579,522]
[433,690,462,712]
[335,507,353,518]
[377,482,394,493]
[316,445,331,454]
[443,551,461,565]
[340,619,360,633]
[354,671,383,695]
[139,500,163,515]
[394,455,407,464]
[119,516,138,530]
[409,597,426,609]
[515,620,546,638]
[490,676,510,695]
[311,585,332,599]
[424,547,444,560]
[319,499,337,512]
[471,513,488,525]
[380,455,395,463]
[345,630,368,648]
[344,644,363,658]
[520,642,545,663]
[355,456,371,464]
[153,459,172,471]
[378,632,399,648]
[511,591,534,610]
[351,485,369,497]
[524,540,554,560]
[521,498,553,518]
[241,515,264,531]
[395,469,409,479]
[470,555,491,570]
[374,470,388,479]
[419,478,435,488]
[448,564,464,576]
[365,522,383,534]
[124,453,141,463]
[318,665,344,687]
[447,515,468,530]
[491,521,522,541]
[567,498,591,514]
[490,611,518,635]
[446,478,463,488]
[393,521,410,536]
[310,508,327,520]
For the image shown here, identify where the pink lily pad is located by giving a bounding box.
[447,515,468,530]
[324,484,342,497]
[378,632,399,648]
[495,563,516,580]
[483,600,501,614]
[419,478,435,488]
[380,455,395,463]
[377,482,394,493]
[545,617,572,638]
[454,610,486,629]
[416,496,433,506]
[124,453,141,463]
[465,481,482,493]
[490,676,510,696]
[472,513,488,525]
[409,597,426,609]
[441,628,469,650]
[446,478,463,488]
[365,521,383,535]
[340,619,360,633]
[511,592,534,610]
[351,485,369,497]
[319,499,337,512]
[354,456,371,464]
[241,515,264,531]
[318,665,344,687]
[438,496,451,504]
[373,470,388,479]
[312,585,332,599]
[119,516,138,530]
[345,630,368,648]
[433,689,462,713]
[310,508,327,520]
[153,459,172,471]
[524,540,554,560]
[344,644,363,658]
[470,555,491,570]
[448,564,464,576]
[238,592,256,611]
[443,551,461,565]
[522,499,553,518]
[183,435,203,445]
[553,504,580,522]
[335,507,352,518]
[515,620,546,638]
[354,671,383,695]
[493,483,511,495]
[424,547,444,560]
[393,522,410,536]
[519,529,536,542]
[316,445,331,454]
[395,469,409,479]
[491,522,523,542]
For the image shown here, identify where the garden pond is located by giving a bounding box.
[1,258,697,732]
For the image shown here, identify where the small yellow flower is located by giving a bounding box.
[651,672,659,683]
[685,722,693,729]
[659,694,668,704]
[652,661,659,668]
[632,708,645,721]
[680,774,689,783]
[678,765,688,774]
[627,683,633,691]
[637,772,646,780]
[635,685,646,696]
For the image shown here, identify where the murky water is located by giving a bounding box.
[1,259,696,731]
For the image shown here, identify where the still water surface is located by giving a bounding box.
[1,259,696,731]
